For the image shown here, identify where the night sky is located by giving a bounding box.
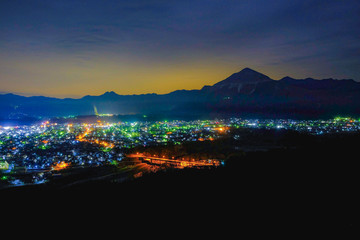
[1,0,359,98]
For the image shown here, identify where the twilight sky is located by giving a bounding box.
[1,0,359,98]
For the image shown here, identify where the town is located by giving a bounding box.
[1,116,359,188]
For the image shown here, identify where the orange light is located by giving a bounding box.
[181,162,189,167]
[214,127,228,132]
[53,161,70,171]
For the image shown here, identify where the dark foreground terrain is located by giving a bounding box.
[2,131,359,237]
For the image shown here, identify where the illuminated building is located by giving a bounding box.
[0,160,9,170]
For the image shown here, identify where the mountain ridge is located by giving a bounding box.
[1,68,360,120]
[3,67,356,99]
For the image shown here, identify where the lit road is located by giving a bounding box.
[128,153,221,168]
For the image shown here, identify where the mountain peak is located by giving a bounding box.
[102,91,119,96]
[239,67,258,73]
[236,67,270,77]
[280,76,296,81]
[213,67,273,87]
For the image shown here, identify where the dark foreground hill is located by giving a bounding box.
[1,68,360,120]
[2,131,359,236]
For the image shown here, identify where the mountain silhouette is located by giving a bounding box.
[213,68,272,87]
[1,68,360,121]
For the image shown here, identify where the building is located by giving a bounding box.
[0,160,9,170]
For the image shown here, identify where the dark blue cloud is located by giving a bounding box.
[1,0,360,80]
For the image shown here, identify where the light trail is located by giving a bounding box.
[76,126,114,149]
[128,153,221,168]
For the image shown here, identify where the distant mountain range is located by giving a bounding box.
[1,68,360,121]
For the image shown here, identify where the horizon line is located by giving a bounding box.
[1,67,357,99]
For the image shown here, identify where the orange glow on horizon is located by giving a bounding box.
[2,54,265,98]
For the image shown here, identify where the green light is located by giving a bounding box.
[100,147,112,152]
[39,145,49,150]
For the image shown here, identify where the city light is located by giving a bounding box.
[1,117,360,187]
[52,161,70,171]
